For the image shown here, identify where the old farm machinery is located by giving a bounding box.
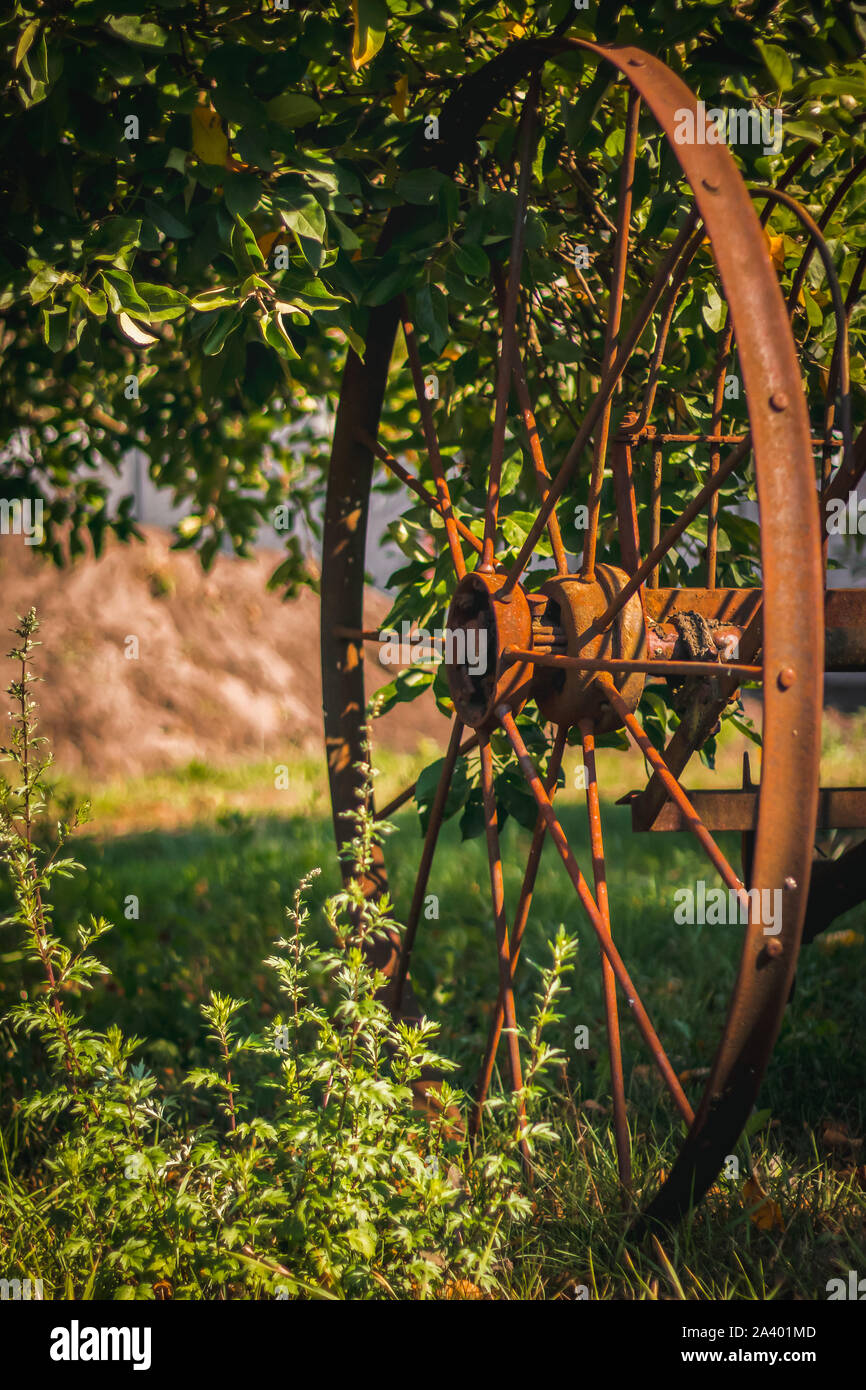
[320,40,866,1225]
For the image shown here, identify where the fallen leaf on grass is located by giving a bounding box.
[743,1177,784,1231]
[678,1066,710,1083]
[442,1279,484,1300]
[822,1121,863,1153]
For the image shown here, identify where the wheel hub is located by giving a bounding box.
[445,571,532,727]
[535,564,646,733]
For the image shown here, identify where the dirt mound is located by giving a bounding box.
[0,528,445,780]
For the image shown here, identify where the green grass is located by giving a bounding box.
[3,750,864,1300]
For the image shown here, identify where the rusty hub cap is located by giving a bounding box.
[535,564,646,732]
[445,572,532,728]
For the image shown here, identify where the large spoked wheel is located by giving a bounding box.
[320,42,823,1227]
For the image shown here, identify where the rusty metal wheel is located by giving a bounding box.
[320,41,832,1227]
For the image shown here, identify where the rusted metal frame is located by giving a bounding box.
[600,678,749,910]
[496,705,694,1126]
[356,426,487,560]
[580,718,631,1189]
[478,735,528,1143]
[642,786,866,834]
[581,89,642,580]
[472,724,568,1136]
[481,72,541,573]
[375,730,481,823]
[631,604,764,833]
[393,720,465,1012]
[491,264,569,572]
[591,436,752,635]
[502,648,762,681]
[749,186,852,476]
[499,211,701,598]
[400,298,467,580]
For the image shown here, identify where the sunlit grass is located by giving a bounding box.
[13,722,865,1299]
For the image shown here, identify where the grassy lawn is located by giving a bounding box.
[4,723,863,1300]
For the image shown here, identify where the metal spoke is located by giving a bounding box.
[478,738,525,1092]
[501,648,762,682]
[706,318,734,588]
[580,718,631,1190]
[648,444,662,588]
[499,211,701,598]
[492,263,569,573]
[393,720,465,1011]
[482,73,541,573]
[472,724,567,1134]
[611,436,643,577]
[400,298,467,579]
[599,679,749,909]
[477,737,528,1154]
[356,427,486,560]
[497,706,694,1125]
[582,90,641,579]
[587,434,752,635]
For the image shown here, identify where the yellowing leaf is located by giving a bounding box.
[818,929,863,951]
[743,1177,784,1231]
[351,0,387,71]
[508,22,527,38]
[191,101,229,166]
[390,75,409,119]
[763,226,786,272]
[256,228,286,260]
[117,312,158,347]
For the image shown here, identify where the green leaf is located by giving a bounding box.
[14,20,39,69]
[86,218,142,264]
[702,284,725,333]
[395,170,451,205]
[277,195,327,245]
[128,283,190,323]
[106,16,170,49]
[202,309,238,356]
[266,93,322,127]
[260,310,301,360]
[453,243,488,278]
[190,288,241,312]
[101,269,150,316]
[371,667,435,717]
[352,0,388,70]
[755,41,793,92]
[231,217,267,274]
[42,307,67,352]
[224,173,263,220]
[413,283,449,355]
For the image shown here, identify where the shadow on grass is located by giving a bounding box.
[8,801,860,1153]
